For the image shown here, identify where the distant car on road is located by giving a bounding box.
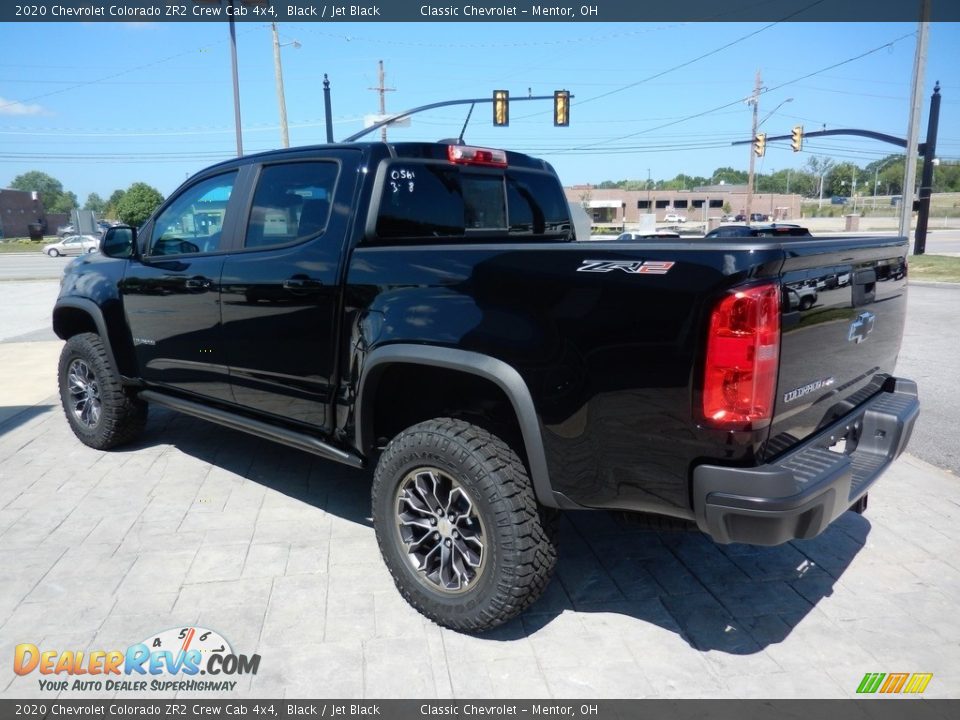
[42,234,99,257]
[704,224,811,240]
[663,213,687,223]
[56,224,76,238]
[613,230,682,241]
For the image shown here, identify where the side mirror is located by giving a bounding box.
[101,226,136,258]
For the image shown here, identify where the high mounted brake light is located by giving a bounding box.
[702,283,781,429]
[447,145,507,168]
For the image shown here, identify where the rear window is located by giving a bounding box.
[371,159,569,241]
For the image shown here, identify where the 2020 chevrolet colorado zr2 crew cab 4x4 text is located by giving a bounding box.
[54,141,919,631]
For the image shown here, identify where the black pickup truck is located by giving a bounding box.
[53,141,919,631]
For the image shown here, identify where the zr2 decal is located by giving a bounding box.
[576,259,676,275]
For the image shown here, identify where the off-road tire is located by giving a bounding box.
[58,332,147,449]
[372,418,557,632]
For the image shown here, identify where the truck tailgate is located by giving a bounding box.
[765,236,909,460]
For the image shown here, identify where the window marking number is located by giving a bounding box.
[389,168,416,194]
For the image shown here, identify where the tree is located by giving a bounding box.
[115,183,164,227]
[825,162,863,198]
[804,156,835,200]
[83,192,106,215]
[711,167,747,185]
[103,189,127,220]
[8,170,77,214]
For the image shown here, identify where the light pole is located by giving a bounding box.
[271,22,301,148]
[872,157,897,208]
[758,97,794,130]
[228,0,243,156]
[646,168,651,211]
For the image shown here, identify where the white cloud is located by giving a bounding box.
[0,97,44,116]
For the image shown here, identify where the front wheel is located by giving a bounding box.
[47,248,60,257]
[58,332,147,449]
[372,418,556,632]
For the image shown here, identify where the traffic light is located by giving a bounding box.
[754,133,766,157]
[493,90,509,127]
[791,125,804,152]
[553,90,570,127]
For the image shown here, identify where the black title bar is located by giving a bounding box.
[0,700,957,720]
[5,0,960,23]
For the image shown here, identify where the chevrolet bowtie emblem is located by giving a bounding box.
[848,311,876,343]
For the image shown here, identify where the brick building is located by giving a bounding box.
[565,184,803,226]
[0,188,47,239]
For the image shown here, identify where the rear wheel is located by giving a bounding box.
[58,333,147,449]
[372,418,556,632]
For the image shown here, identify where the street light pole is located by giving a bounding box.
[228,0,243,156]
[272,23,290,148]
[271,23,300,149]
[646,168,651,210]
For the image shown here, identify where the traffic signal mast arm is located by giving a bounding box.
[732,128,922,153]
[342,93,574,143]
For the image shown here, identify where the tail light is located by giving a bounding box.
[703,283,781,429]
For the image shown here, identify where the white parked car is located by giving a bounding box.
[42,234,100,257]
[663,213,687,223]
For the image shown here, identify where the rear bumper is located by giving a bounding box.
[692,378,919,546]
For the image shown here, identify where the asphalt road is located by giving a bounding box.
[0,253,73,281]
[895,283,960,476]
[923,228,960,255]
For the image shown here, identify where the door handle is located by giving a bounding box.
[184,276,212,291]
[282,277,322,291]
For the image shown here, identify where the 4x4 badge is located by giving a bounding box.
[848,311,876,343]
[577,259,675,275]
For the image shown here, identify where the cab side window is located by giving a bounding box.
[150,173,236,256]
[245,162,339,249]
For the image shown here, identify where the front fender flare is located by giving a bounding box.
[52,297,122,378]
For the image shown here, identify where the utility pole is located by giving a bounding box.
[745,69,762,225]
[369,60,395,142]
[228,0,243,156]
[900,4,929,245]
[271,23,290,148]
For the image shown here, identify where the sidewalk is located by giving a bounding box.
[0,340,62,427]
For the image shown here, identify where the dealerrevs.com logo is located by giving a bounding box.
[14,627,260,693]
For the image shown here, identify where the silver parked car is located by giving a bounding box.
[42,235,100,257]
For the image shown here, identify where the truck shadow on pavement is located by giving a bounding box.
[509,509,870,654]
[0,404,53,438]
[127,409,868,654]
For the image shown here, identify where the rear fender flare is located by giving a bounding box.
[356,345,557,508]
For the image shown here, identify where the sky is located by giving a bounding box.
[0,17,957,205]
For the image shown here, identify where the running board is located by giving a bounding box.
[139,390,364,469]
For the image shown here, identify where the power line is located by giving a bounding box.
[568,30,917,151]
